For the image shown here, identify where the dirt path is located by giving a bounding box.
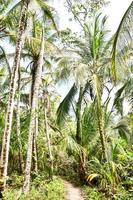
[64,181,84,200]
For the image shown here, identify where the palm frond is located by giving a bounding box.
[2,0,22,31]
[113,83,127,115]
[82,103,97,148]
[111,2,133,81]
[113,121,131,143]
[55,57,74,83]
[66,135,84,155]
[82,80,94,99]
[0,46,11,77]
[56,83,77,126]
[36,0,58,31]
[0,0,12,13]
[24,36,59,57]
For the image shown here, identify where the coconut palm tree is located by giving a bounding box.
[20,18,59,190]
[0,0,30,189]
[56,14,112,162]
[22,29,44,193]
[0,0,57,189]
[22,13,58,191]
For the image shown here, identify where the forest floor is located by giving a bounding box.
[64,180,84,200]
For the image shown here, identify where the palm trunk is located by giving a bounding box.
[35,111,39,137]
[16,70,24,174]
[44,91,53,179]
[97,107,107,162]
[75,86,87,182]
[76,86,83,144]
[78,152,86,183]
[93,74,107,162]
[30,61,39,174]
[32,114,38,173]
[0,0,29,188]
[32,131,38,173]
[22,30,44,193]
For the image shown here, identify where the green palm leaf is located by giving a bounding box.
[36,0,58,31]
[56,83,77,126]
[111,2,133,81]
[0,46,11,76]
[113,120,131,143]
[113,83,127,115]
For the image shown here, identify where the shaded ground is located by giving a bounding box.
[64,181,84,200]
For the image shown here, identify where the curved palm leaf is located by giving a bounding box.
[111,2,133,81]
[82,103,97,147]
[56,83,77,126]
[113,120,131,143]
[113,83,128,115]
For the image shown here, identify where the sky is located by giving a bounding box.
[2,0,132,112]
[105,0,132,32]
[52,0,132,114]
[52,0,132,32]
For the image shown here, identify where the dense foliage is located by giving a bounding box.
[0,0,133,199]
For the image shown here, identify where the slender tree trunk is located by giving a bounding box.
[35,110,39,137]
[32,113,38,173]
[75,86,87,182]
[93,74,107,162]
[97,107,107,162]
[0,0,29,189]
[16,70,24,174]
[78,152,86,183]
[32,131,38,173]
[76,86,83,144]
[30,61,39,174]
[44,91,53,179]
[22,30,44,193]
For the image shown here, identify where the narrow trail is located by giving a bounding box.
[64,181,84,200]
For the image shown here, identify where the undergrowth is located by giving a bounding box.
[83,184,133,200]
[3,175,65,200]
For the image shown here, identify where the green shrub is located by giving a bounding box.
[3,176,65,200]
[83,186,105,200]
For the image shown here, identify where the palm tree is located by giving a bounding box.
[0,0,57,189]
[22,13,57,191]
[0,0,30,188]
[22,29,44,193]
[21,15,59,189]
[56,14,111,162]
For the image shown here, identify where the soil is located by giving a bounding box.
[64,181,84,200]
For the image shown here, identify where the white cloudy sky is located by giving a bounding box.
[51,0,132,32]
[51,0,132,111]
[105,0,132,32]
